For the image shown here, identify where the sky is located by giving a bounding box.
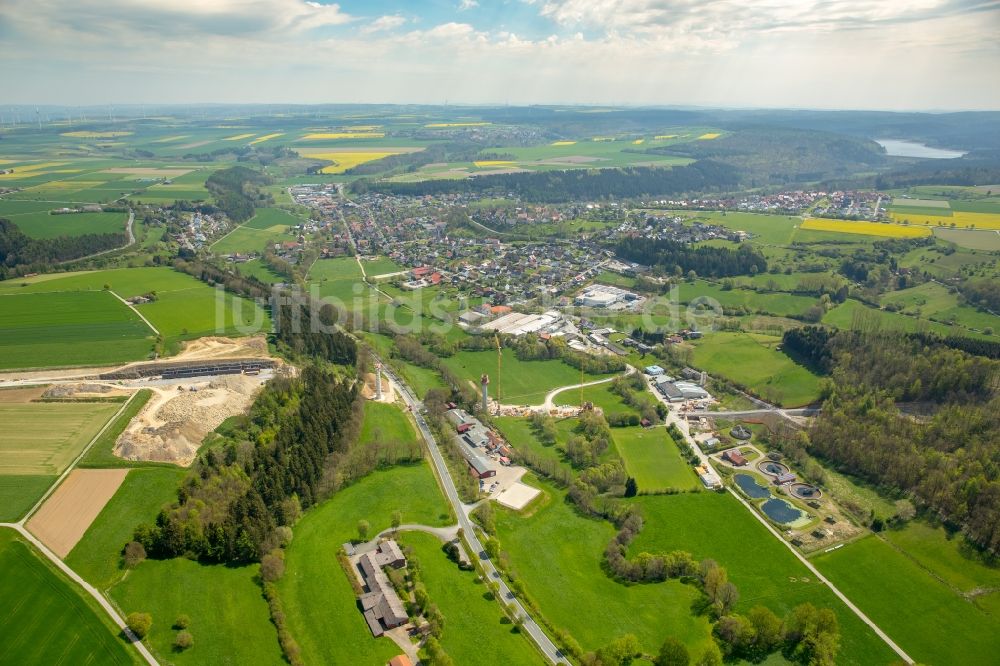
[1,0,999,110]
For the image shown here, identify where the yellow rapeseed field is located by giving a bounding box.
[889,210,1000,231]
[249,133,284,145]
[0,161,70,179]
[60,131,133,138]
[425,122,490,128]
[591,137,615,142]
[473,161,515,168]
[801,218,932,238]
[551,141,576,146]
[698,133,721,140]
[654,135,678,140]
[300,150,403,174]
[302,132,385,139]
[342,125,380,131]
[632,139,645,145]
[223,133,256,141]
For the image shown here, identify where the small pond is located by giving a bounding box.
[762,498,804,524]
[734,473,770,499]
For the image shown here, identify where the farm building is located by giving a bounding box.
[357,540,409,636]
[644,365,665,376]
[389,657,413,666]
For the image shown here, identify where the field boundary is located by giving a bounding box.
[109,290,160,337]
[19,391,140,524]
[726,487,915,664]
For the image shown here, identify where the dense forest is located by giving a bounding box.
[205,165,272,222]
[134,365,360,562]
[648,127,886,187]
[0,218,127,277]
[782,327,1000,554]
[358,160,739,203]
[616,237,767,278]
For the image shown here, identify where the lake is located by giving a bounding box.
[876,139,967,159]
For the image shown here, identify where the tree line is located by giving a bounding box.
[616,237,768,278]
[360,161,740,203]
[0,218,127,277]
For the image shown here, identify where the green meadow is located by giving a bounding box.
[0,267,269,350]
[612,426,698,492]
[690,332,823,406]
[440,349,614,405]
[66,467,187,590]
[4,210,128,239]
[276,463,453,666]
[0,528,138,665]
[0,290,154,369]
[399,531,546,665]
[813,534,1000,665]
[628,492,897,665]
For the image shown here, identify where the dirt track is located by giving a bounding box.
[26,469,129,557]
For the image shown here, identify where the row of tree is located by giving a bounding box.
[0,218,127,277]
[365,161,740,203]
[615,237,767,278]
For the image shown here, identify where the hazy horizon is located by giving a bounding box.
[2,0,999,111]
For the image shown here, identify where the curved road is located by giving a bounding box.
[538,364,636,410]
[378,361,570,664]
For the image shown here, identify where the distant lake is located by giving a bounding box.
[876,139,967,159]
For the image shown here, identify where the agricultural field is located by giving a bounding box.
[399,532,546,665]
[933,226,1000,250]
[801,218,932,238]
[689,332,823,407]
[627,492,898,665]
[308,255,368,302]
[210,206,301,254]
[612,426,698,492]
[26,468,129,557]
[0,267,270,350]
[440,349,614,406]
[813,534,1000,665]
[674,280,819,318]
[0,398,121,520]
[889,210,1000,230]
[298,147,420,174]
[2,210,128,239]
[0,290,154,369]
[66,467,187,589]
[276,463,453,666]
[0,529,138,665]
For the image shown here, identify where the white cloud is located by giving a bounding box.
[0,1,996,109]
[361,14,407,34]
[459,0,479,9]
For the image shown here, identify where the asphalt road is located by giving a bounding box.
[379,363,570,664]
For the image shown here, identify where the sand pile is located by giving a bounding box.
[115,374,266,466]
